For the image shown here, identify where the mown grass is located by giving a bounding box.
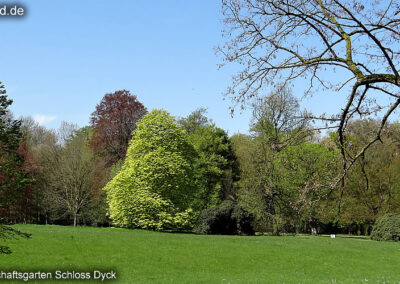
[0,224,399,283]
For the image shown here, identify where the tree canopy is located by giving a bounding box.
[0,82,31,253]
[179,108,239,211]
[90,90,147,167]
[104,109,196,230]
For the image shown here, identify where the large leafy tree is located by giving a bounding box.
[0,82,30,253]
[275,143,339,234]
[90,90,147,167]
[104,109,197,230]
[189,126,239,210]
[235,87,310,234]
[0,83,32,222]
[179,109,239,211]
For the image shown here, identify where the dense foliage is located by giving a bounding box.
[104,110,197,230]
[194,201,254,235]
[179,109,239,211]
[0,82,31,253]
[3,83,400,239]
[274,143,339,233]
[370,214,400,242]
[232,88,314,234]
[90,90,147,167]
[0,86,33,223]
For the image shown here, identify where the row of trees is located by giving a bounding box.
[104,108,239,230]
[2,80,400,236]
[233,87,400,235]
[0,87,239,230]
[0,88,148,227]
[218,0,400,234]
[101,87,400,235]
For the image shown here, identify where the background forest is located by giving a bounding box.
[2,81,400,237]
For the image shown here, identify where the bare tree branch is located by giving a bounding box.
[219,0,400,191]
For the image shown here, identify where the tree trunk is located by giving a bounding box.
[73,213,77,227]
[311,227,317,236]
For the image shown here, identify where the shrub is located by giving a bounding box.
[194,201,254,235]
[371,213,400,241]
[232,205,255,235]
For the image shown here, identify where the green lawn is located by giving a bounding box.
[0,225,399,283]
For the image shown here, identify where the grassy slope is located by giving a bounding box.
[0,225,399,283]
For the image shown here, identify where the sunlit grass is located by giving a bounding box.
[1,224,399,283]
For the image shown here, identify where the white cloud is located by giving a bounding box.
[32,114,57,126]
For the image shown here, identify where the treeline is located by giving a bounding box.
[1,82,400,235]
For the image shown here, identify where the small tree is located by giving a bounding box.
[56,126,95,227]
[104,109,197,230]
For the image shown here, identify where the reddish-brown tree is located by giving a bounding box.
[90,90,147,167]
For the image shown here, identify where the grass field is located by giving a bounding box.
[0,225,399,283]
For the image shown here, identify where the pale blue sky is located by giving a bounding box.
[0,0,347,134]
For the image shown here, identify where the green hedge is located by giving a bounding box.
[371,213,400,241]
[194,200,254,235]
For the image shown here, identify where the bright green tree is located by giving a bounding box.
[179,109,239,211]
[231,134,268,227]
[188,125,239,210]
[274,143,339,234]
[104,109,197,230]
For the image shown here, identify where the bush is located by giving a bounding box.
[232,205,255,235]
[194,201,254,235]
[371,213,400,241]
